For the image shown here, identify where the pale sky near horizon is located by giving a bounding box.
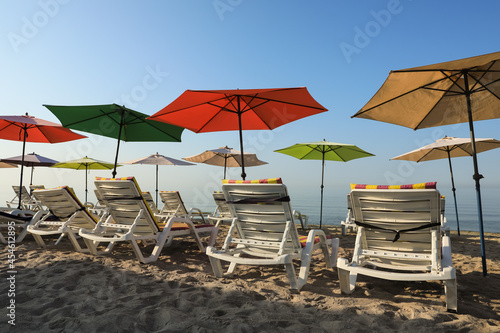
[1,0,500,208]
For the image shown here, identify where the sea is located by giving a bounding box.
[192,187,500,234]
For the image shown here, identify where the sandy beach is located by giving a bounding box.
[1,225,499,332]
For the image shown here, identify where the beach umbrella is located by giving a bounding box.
[50,156,118,203]
[121,153,195,206]
[275,140,374,227]
[0,113,86,209]
[352,51,500,276]
[44,104,185,178]
[0,162,17,168]
[183,146,267,179]
[392,136,500,236]
[1,152,59,186]
[148,87,327,180]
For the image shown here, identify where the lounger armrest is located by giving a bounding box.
[293,210,308,229]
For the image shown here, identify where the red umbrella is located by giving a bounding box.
[0,113,87,208]
[148,87,328,179]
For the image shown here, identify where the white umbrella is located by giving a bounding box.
[392,136,500,236]
[183,146,267,179]
[121,153,195,206]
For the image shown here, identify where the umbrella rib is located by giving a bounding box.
[125,108,182,141]
[414,73,464,129]
[354,73,459,117]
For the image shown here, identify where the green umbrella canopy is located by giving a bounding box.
[275,140,374,161]
[275,140,374,227]
[44,104,184,177]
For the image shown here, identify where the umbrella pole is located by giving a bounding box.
[17,128,27,209]
[446,151,460,236]
[320,153,325,228]
[30,165,34,185]
[237,97,246,180]
[464,71,487,276]
[223,156,227,179]
[156,164,159,207]
[112,113,125,178]
[85,164,88,203]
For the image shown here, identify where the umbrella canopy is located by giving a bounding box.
[275,140,374,227]
[391,136,500,236]
[352,51,500,276]
[148,87,327,180]
[183,146,268,179]
[44,104,185,178]
[0,162,17,168]
[121,153,195,206]
[50,156,117,203]
[0,113,86,209]
[1,152,59,186]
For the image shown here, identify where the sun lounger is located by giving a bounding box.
[142,191,160,214]
[159,190,208,223]
[206,191,233,226]
[337,183,457,312]
[27,186,99,252]
[0,209,45,244]
[206,178,339,291]
[78,177,217,263]
[6,185,44,211]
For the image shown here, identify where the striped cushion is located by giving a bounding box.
[298,235,333,248]
[95,176,135,181]
[222,178,282,184]
[351,182,436,190]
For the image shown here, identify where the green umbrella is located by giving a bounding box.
[275,140,374,227]
[51,156,119,203]
[44,104,184,178]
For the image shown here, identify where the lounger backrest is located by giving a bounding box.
[95,177,159,235]
[12,185,31,203]
[159,191,188,216]
[212,191,231,216]
[32,186,97,229]
[142,191,159,214]
[222,178,302,255]
[350,188,442,256]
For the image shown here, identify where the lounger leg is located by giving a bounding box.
[329,238,339,268]
[66,231,89,253]
[82,237,99,255]
[208,255,224,278]
[285,263,299,290]
[32,234,47,248]
[337,259,357,294]
[130,240,148,263]
[444,278,458,312]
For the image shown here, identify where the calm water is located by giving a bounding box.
[191,187,500,233]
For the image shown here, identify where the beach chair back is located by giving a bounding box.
[159,191,189,216]
[142,191,160,214]
[11,185,32,205]
[95,177,159,235]
[222,178,302,256]
[32,186,97,230]
[212,191,231,217]
[350,187,442,268]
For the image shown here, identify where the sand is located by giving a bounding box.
[1,225,499,332]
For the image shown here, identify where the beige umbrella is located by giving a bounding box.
[183,146,267,179]
[391,136,500,236]
[121,153,195,206]
[352,51,500,276]
[0,162,17,168]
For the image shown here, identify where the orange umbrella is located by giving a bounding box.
[148,87,327,179]
[0,113,86,208]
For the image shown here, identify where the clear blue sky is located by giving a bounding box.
[1,0,499,209]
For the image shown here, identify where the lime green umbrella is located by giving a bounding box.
[51,156,119,203]
[44,104,184,178]
[275,140,374,227]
